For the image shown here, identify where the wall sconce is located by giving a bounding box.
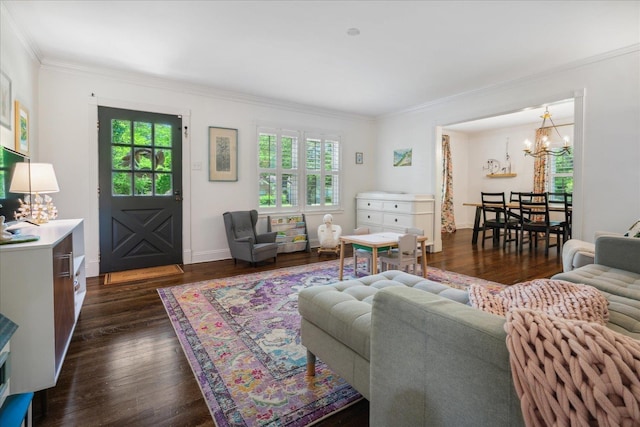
[9,162,60,224]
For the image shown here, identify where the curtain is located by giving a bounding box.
[533,128,551,193]
[441,134,456,233]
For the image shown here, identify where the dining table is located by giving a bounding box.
[463,201,570,244]
[338,232,429,280]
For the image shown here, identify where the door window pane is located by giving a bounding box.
[133,148,153,170]
[112,172,132,196]
[112,146,131,171]
[134,122,152,146]
[111,120,131,144]
[154,173,172,195]
[155,123,172,147]
[154,149,172,171]
[134,172,153,195]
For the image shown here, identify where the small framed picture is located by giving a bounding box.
[393,148,412,167]
[209,126,238,181]
[0,70,11,130]
[355,152,363,164]
[14,100,29,155]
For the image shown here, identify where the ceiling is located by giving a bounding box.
[444,99,575,133]
[3,1,639,117]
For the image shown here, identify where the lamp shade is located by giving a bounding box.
[9,163,60,194]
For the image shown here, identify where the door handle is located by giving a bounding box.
[174,190,183,202]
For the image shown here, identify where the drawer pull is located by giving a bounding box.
[395,204,398,208]
[367,202,370,206]
[395,218,398,222]
[367,215,371,219]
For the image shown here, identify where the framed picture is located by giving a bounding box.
[209,126,238,181]
[14,100,29,155]
[393,148,412,167]
[355,152,363,164]
[0,70,11,129]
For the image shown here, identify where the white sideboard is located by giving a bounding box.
[356,192,436,249]
[0,219,86,394]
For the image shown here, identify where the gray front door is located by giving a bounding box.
[98,106,183,274]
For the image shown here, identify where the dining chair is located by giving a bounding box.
[548,192,572,239]
[481,192,519,249]
[379,233,419,274]
[518,192,566,255]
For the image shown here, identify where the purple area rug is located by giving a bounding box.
[158,260,503,426]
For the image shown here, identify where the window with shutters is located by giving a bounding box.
[258,127,341,212]
[547,150,573,193]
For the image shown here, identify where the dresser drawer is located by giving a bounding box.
[383,213,414,228]
[357,210,383,224]
[357,199,384,211]
[382,201,414,213]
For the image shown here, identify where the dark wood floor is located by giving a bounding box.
[35,229,564,426]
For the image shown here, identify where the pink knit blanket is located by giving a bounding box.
[469,279,610,325]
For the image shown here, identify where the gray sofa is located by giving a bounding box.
[299,236,640,426]
[552,235,640,337]
[298,271,525,427]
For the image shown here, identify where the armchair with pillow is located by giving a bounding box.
[223,210,278,266]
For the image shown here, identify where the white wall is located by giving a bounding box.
[36,66,376,276]
[376,46,640,247]
[0,5,39,156]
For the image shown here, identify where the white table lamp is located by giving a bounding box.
[9,162,60,224]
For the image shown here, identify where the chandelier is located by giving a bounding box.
[523,107,571,158]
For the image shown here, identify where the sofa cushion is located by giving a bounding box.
[553,265,640,300]
[552,265,640,338]
[298,271,470,361]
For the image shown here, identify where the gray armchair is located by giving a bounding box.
[223,210,278,266]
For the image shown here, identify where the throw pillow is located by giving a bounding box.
[469,278,609,324]
[505,308,640,427]
[624,219,640,238]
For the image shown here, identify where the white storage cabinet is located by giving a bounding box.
[356,192,436,248]
[0,219,86,394]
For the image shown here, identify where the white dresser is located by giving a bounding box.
[356,192,436,248]
[0,219,86,394]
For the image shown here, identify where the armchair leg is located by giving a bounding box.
[306,350,316,376]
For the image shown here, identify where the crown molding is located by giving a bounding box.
[39,59,375,123]
[383,43,640,119]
